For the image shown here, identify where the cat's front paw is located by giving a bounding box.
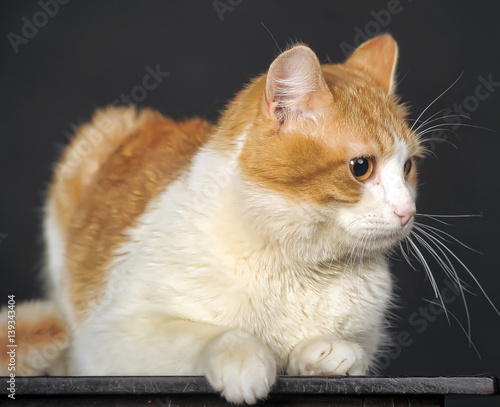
[199,329,276,404]
[287,336,368,376]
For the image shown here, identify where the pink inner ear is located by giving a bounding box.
[293,105,317,119]
[265,45,331,122]
[345,35,398,94]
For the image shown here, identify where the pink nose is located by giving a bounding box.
[395,209,416,227]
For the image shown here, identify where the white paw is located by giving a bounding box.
[200,330,276,404]
[286,336,368,376]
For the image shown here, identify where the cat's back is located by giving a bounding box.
[44,106,213,321]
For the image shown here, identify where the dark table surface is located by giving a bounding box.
[2,376,498,396]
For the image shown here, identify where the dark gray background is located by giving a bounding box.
[1,1,499,405]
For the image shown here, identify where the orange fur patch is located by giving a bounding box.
[237,65,420,204]
[211,37,422,204]
[49,108,213,319]
[50,107,142,241]
[0,301,68,375]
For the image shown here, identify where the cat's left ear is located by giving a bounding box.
[264,44,332,126]
[345,34,398,94]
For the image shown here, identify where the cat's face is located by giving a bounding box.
[236,36,423,258]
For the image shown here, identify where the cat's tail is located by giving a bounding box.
[46,106,143,238]
[43,107,146,297]
[0,299,69,375]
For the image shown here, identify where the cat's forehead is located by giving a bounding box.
[320,73,418,159]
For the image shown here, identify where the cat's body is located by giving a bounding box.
[42,35,421,403]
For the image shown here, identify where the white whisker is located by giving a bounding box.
[409,107,450,129]
[423,231,500,317]
[398,241,418,271]
[410,231,451,323]
[410,73,463,132]
[415,221,482,254]
[412,226,472,295]
[406,233,441,300]
[416,213,482,218]
[420,135,459,150]
[414,113,471,134]
[417,122,493,137]
[421,298,480,357]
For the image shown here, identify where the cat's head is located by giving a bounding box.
[227,35,423,260]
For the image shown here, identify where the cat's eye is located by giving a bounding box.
[349,156,374,182]
[404,158,413,179]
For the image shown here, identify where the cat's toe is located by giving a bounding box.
[201,330,276,404]
[313,339,366,375]
[287,336,368,376]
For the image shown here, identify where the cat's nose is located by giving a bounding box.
[394,208,416,227]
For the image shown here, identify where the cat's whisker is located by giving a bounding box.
[356,237,364,271]
[333,217,363,261]
[359,234,370,272]
[409,231,451,323]
[386,246,399,262]
[398,241,417,271]
[350,233,368,275]
[408,107,449,128]
[407,214,500,345]
[412,226,470,294]
[415,213,482,228]
[406,233,441,299]
[400,236,420,270]
[407,226,471,338]
[415,221,482,255]
[417,213,483,218]
[418,227,500,318]
[346,237,360,274]
[414,112,471,134]
[421,298,480,357]
[420,135,459,151]
[419,123,493,137]
[417,122,492,139]
[410,73,463,132]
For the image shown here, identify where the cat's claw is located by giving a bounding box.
[287,336,368,376]
[200,329,276,404]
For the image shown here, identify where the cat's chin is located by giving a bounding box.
[378,223,414,249]
[338,222,413,256]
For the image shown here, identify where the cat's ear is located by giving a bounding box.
[345,35,398,94]
[264,45,331,126]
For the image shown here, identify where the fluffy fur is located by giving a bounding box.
[36,35,422,404]
[0,300,68,376]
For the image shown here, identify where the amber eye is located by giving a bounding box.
[404,158,413,179]
[349,156,374,182]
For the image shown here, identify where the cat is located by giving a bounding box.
[36,34,421,404]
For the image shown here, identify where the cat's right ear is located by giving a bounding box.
[264,45,332,128]
[344,35,398,95]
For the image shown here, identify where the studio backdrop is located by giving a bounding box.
[1,2,499,406]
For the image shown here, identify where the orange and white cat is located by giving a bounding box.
[41,34,421,403]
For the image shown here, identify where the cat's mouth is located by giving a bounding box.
[338,216,414,255]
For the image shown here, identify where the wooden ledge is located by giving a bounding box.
[1,376,498,406]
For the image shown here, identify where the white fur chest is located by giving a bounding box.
[102,150,393,371]
[108,212,392,371]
